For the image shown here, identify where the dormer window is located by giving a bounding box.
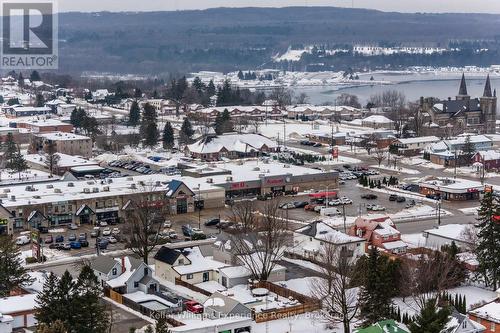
[178,259,184,265]
[112,268,117,275]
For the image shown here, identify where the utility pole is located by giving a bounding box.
[283,119,286,151]
[437,200,441,226]
[197,184,201,229]
[454,150,457,179]
[342,204,347,233]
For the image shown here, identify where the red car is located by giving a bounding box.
[185,300,203,314]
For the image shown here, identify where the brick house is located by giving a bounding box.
[349,215,407,254]
[468,289,500,333]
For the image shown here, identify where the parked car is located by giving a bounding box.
[204,218,220,227]
[313,142,322,147]
[313,205,326,213]
[90,227,100,238]
[79,240,89,247]
[185,300,204,314]
[15,235,30,245]
[329,199,341,206]
[293,201,309,208]
[279,202,296,210]
[163,220,172,228]
[371,205,386,211]
[320,207,342,217]
[98,221,108,227]
[405,200,416,209]
[182,225,192,237]
[61,243,72,250]
[339,197,352,204]
[70,241,81,249]
[361,194,378,200]
[97,238,109,250]
[68,234,77,241]
[304,204,318,211]
[68,224,78,230]
[112,228,120,235]
[79,233,87,241]
[44,235,53,244]
[396,196,406,203]
[102,228,112,236]
[389,194,398,201]
[49,243,63,250]
[38,226,49,234]
[55,235,64,243]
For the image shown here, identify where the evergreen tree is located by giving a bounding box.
[0,236,34,296]
[44,141,60,177]
[408,298,450,333]
[140,103,158,147]
[206,80,216,96]
[70,107,86,131]
[35,272,60,324]
[72,265,110,333]
[237,70,244,80]
[476,192,500,290]
[179,118,194,144]
[358,247,393,325]
[128,100,141,126]
[7,97,20,106]
[2,132,17,162]
[192,77,205,94]
[55,271,75,328]
[35,94,45,107]
[6,147,28,179]
[30,70,41,82]
[162,122,175,149]
[461,135,475,166]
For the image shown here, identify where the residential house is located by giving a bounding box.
[292,220,366,261]
[426,135,493,167]
[472,151,500,171]
[390,136,440,156]
[354,319,409,333]
[94,256,159,295]
[349,215,407,254]
[468,289,500,333]
[443,309,485,333]
[422,224,476,250]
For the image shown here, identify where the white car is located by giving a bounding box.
[371,205,386,211]
[112,228,120,235]
[15,235,30,245]
[102,228,112,236]
[340,197,353,205]
[163,221,172,228]
[314,205,326,213]
[329,200,341,206]
[98,221,108,227]
[68,223,78,230]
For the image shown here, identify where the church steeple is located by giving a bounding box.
[483,74,493,97]
[458,73,468,96]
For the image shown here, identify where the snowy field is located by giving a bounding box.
[370,164,421,175]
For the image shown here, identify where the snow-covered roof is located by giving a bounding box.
[296,221,364,244]
[362,115,394,124]
[0,294,37,314]
[374,222,400,237]
[419,178,484,193]
[25,153,97,169]
[424,224,475,243]
[35,131,90,141]
[106,256,144,288]
[469,300,500,323]
[187,133,277,154]
[475,150,500,161]
[396,136,440,145]
[382,240,407,250]
[173,247,228,275]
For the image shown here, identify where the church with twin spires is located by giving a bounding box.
[421,74,497,136]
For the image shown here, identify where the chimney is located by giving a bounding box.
[121,257,126,274]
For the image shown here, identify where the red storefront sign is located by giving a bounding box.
[332,147,339,159]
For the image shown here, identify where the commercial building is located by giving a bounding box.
[14,119,73,133]
[25,153,99,175]
[29,131,93,158]
[0,175,205,230]
[418,177,484,201]
[3,106,52,118]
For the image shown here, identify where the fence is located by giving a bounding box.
[251,281,322,323]
[104,287,123,304]
[174,277,212,297]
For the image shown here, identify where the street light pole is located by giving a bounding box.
[197,184,201,229]
[437,200,441,226]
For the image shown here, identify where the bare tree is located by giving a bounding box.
[230,199,257,232]
[403,250,466,310]
[372,148,387,167]
[408,101,427,136]
[335,93,361,109]
[122,185,167,265]
[230,199,291,281]
[247,117,261,134]
[294,92,309,105]
[310,239,358,333]
[269,87,293,108]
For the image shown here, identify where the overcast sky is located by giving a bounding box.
[57,0,500,14]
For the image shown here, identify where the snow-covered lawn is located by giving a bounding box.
[370,164,421,175]
[318,155,362,165]
[20,248,69,264]
[389,204,452,223]
[444,166,499,179]
[278,277,325,297]
[401,233,427,248]
[400,157,444,170]
[459,206,480,216]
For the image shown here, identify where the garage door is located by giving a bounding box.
[12,315,23,328]
[26,314,37,327]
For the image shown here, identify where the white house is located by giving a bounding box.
[391,136,441,156]
[91,256,158,294]
[0,314,13,333]
[422,224,476,250]
[293,221,366,261]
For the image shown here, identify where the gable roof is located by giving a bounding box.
[154,246,190,265]
[354,319,409,333]
[295,221,364,244]
[90,256,120,274]
[204,291,251,317]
